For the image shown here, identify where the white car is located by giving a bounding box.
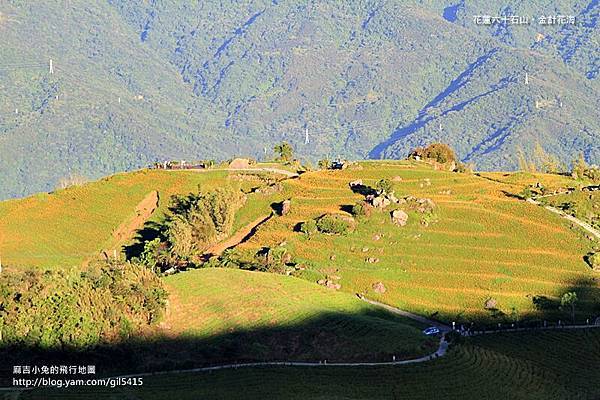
[423,326,441,336]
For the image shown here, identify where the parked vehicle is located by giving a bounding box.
[423,326,441,336]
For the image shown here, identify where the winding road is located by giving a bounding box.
[527,198,600,239]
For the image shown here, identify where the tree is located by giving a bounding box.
[220,248,241,268]
[533,142,561,174]
[560,292,578,323]
[571,153,587,179]
[376,178,393,195]
[274,141,294,162]
[409,143,456,164]
[318,158,331,169]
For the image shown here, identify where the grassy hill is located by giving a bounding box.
[1,161,599,398]
[236,161,599,323]
[0,167,281,269]
[1,0,598,199]
[2,161,597,322]
[159,268,436,364]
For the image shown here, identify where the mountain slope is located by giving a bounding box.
[0,0,598,199]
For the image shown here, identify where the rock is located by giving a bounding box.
[319,279,341,290]
[281,199,292,216]
[372,196,391,208]
[348,179,363,188]
[484,298,498,310]
[366,257,380,264]
[325,280,341,290]
[229,158,252,169]
[372,234,381,241]
[391,209,409,226]
[372,282,386,293]
[362,247,369,252]
[256,183,284,194]
[329,275,341,280]
[330,254,337,261]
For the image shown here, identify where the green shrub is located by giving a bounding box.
[274,141,294,162]
[137,188,246,272]
[375,179,393,195]
[254,247,291,274]
[519,187,534,200]
[318,159,331,169]
[351,201,371,217]
[300,219,318,236]
[316,214,351,235]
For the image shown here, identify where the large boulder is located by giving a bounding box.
[372,196,391,208]
[391,209,409,226]
[484,298,498,310]
[281,199,292,216]
[229,158,252,169]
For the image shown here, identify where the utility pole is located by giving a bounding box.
[49,58,54,74]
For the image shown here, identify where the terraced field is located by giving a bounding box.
[18,329,600,399]
[237,161,599,323]
[0,167,285,269]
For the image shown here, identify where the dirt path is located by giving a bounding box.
[527,198,600,239]
[358,296,452,332]
[89,190,159,264]
[168,167,299,178]
[203,214,273,257]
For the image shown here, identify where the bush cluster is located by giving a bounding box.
[0,260,167,349]
[137,188,246,272]
[315,214,351,235]
[409,143,457,164]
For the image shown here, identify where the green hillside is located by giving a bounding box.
[160,268,436,363]
[1,159,599,398]
[236,161,599,323]
[1,0,598,199]
[0,168,277,269]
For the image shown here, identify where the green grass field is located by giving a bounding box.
[160,268,436,363]
[0,169,226,268]
[17,329,600,400]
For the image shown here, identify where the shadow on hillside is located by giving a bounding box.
[2,275,599,387]
[349,183,376,196]
[500,190,524,200]
[123,220,166,260]
[0,308,439,386]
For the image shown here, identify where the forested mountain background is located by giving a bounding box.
[0,0,598,199]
